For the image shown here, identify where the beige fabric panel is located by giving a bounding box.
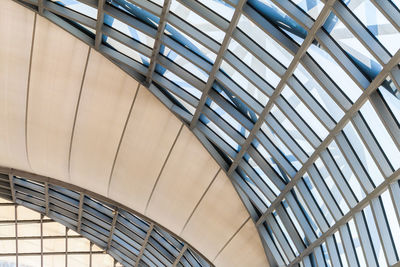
[27,16,89,182]
[108,86,182,214]
[0,1,34,172]
[69,50,138,196]
[180,170,249,260]
[213,219,269,267]
[146,126,220,234]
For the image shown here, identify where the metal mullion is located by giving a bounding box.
[44,183,49,216]
[242,3,299,55]
[161,35,213,73]
[223,50,275,97]
[370,197,398,265]
[315,28,370,90]
[231,172,268,213]
[238,161,277,202]
[107,210,119,250]
[285,167,400,266]
[50,210,79,228]
[269,0,314,30]
[102,26,153,57]
[144,243,169,266]
[334,132,375,194]
[145,0,170,84]
[147,237,176,264]
[202,107,245,146]
[296,179,330,233]
[255,130,297,178]
[118,210,149,232]
[113,235,141,256]
[79,0,97,8]
[176,0,229,31]
[172,244,187,267]
[265,112,309,164]
[196,121,237,159]
[14,178,45,193]
[389,182,400,227]
[208,89,254,130]
[274,96,322,148]
[94,0,105,49]
[247,145,287,191]
[16,193,45,208]
[15,186,45,200]
[111,241,138,262]
[77,193,84,232]
[338,223,359,267]
[80,217,111,238]
[257,225,286,266]
[44,1,97,29]
[369,90,400,149]
[166,13,220,53]
[352,112,394,177]
[265,214,296,262]
[325,235,342,267]
[285,191,318,243]
[103,5,157,38]
[99,44,148,75]
[157,55,206,90]
[8,175,16,203]
[114,228,143,249]
[149,232,180,259]
[371,0,400,32]
[320,148,358,207]
[189,0,247,128]
[333,1,391,65]
[126,0,162,16]
[287,75,337,130]
[152,74,199,107]
[232,29,286,77]
[135,223,154,267]
[275,204,306,254]
[354,211,379,267]
[116,217,148,240]
[300,53,352,111]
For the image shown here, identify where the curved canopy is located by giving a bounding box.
[4,0,400,266]
[0,1,268,266]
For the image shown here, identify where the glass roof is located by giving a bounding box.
[11,0,400,266]
[0,173,211,267]
[0,199,119,267]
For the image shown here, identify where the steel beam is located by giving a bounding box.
[287,168,400,266]
[145,0,171,85]
[226,0,336,178]
[256,49,400,227]
[172,244,188,267]
[77,193,85,232]
[107,209,119,250]
[189,0,247,129]
[95,0,106,49]
[134,223,154,267]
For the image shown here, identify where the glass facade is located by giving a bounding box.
[9,0,400,266]
[0,174,210,267]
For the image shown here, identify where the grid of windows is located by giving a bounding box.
[0,200,119,267]
[10,0,400,266]
[0,174,211,267]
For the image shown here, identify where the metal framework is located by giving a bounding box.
[0,170,213,267]
[8,0,400,266]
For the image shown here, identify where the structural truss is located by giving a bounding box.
[10,0,400,266]
[0,171,212,267]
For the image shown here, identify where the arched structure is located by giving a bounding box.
[1,1,268,266]
[2,0,400,266]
